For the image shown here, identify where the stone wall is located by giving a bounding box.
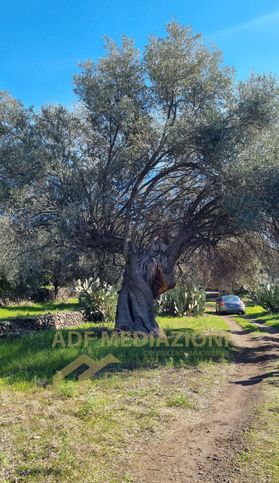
[0,311,85,339]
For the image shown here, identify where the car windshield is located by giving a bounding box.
[222,296,240,302]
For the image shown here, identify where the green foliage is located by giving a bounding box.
[157,286,206,316]
[256,283,279,314]
[76,278,117,322]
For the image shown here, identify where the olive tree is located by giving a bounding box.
[1,24,279,333]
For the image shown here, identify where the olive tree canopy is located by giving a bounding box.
[1,23,279,332]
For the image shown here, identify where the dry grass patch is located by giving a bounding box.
[0,363,231,482]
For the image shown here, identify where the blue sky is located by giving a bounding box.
[1,0,279,108]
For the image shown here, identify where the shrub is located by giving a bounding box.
[256,283,279,313]
[76,278,117,322]
[157,285,206,316]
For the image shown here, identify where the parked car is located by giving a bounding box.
[216,295,245,315]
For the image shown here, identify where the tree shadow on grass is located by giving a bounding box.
[231,324,277,335]
[257,319,279,330]
[244,311,277,321]
[0,326,233,385]
[232,323,267,334]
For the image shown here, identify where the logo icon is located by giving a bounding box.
[53,354,121,386]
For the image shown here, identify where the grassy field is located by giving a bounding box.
[233,303,279,332]
[0,299,79,320]
[0,312,233,482]
[0,313,232,387]
[158,314,229,331]
[0,300,278,481]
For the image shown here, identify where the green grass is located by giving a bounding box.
[158,314,230,331]
[233,303,279,332]
[0,301,276,482]
[0,313,233,482]
[0,298,79,320]
[0,314,232,387]
[165,393,193,409]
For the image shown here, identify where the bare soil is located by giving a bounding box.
[131,315,279,483]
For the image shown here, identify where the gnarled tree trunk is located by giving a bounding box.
[115,241,175,334]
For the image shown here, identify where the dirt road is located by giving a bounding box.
[131,315,279,482]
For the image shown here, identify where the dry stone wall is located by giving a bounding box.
[0,311,84,339]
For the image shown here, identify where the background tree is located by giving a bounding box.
[0,24,279,333]
[176,235,276,293]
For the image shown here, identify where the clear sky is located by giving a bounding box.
[1,0,279,108]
